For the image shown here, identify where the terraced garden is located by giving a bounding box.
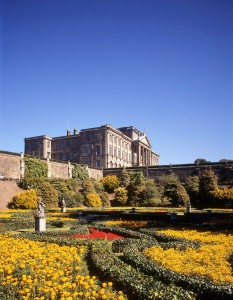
[0,208,233,300]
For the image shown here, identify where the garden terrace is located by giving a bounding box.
[0,208,233,299]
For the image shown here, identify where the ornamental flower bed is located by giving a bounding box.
[1,209,233,299]
[68,228,124,240]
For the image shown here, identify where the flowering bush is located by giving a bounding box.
[8,190,38,209]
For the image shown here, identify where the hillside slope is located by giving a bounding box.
[0,181,23,209]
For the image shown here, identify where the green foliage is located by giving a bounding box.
[18,178,44,190]
[199,169,218,208]
[127,171,146,206]
[185,176,200,206]
[91,178,104,193]
[81,179,95,197]
[8,189,38,209]
[113,187,128,206]
[194,158,210,164]
[119,168,131,188]
[140,179,162,206]
[24,156,48,179]
[99,192,111,207]
[72,164,89,182]
[36,181,59,208]
[211,187,233,208]
[84,192,102,207]
[61,191,84,208]
[48,178,70,197]
[65,179,80,193]
[101,175,120,193]
[164,183,190,207]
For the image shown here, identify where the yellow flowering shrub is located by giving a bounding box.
[8,190,38,209]
[143,229,233,285]
[0,235,126,300]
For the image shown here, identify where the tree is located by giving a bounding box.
[36,182,59,208]
[194,158,210,165]
[163,183,190,207]
[199,169,218,208]
[113,187,128,206]
[185,176,200,207]
[140,179,162,206]
[127,171,146,206]
[119,168,131,188]
[101,175,120,193]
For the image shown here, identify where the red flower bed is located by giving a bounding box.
[69,228,124,240]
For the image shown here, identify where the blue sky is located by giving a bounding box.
[1,0,232,165]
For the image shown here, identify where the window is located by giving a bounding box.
[96,145,100,155]
[47,141,50,148]
[109,146,112,155]
[114,148,116,156]
[96,160,101,168]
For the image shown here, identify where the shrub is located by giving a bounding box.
[72,164,89,182]
[199,170,218,208]
[36,182,58,208]
[101,175,120,193]
[140,179,161,206]
[164,183,190,207]
[211,187,233,208]
[24,156,48,179]
[85,192,102,207]
[18,178,44,190]
[99,192,111,207]
[8,190,38,209]
[60,191,84,208]
[185,176,200,206]
[81,179,95,197]
[113,187,128,206]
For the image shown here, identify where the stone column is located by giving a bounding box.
[47,158,51,178]
[68,161,72,179]
[20,153,25,179]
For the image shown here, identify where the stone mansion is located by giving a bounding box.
[24,124,159,168]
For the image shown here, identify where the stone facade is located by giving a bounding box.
[24,124,160,168]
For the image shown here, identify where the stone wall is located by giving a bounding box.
[103,162,233,184]
[0,151,102,181]
[0,152,22,179]
[87,167,103,180]
[1,151,232,184]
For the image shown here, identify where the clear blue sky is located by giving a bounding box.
[0,0,232,165]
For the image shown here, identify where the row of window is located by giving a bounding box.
[109,134,130,150]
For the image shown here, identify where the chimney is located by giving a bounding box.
[74,128,78,135]
[67,130,71,136]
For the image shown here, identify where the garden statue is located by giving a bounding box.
[37,198,45,218]
[61,198,66,212]
[186,202,192,213]
[34,197,46,232]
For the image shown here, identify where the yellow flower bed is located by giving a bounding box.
[104,220,148,228]
[143,229,233,285]
[0,213,12,218]
[0,235,125,300]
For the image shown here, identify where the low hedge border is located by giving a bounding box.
[89,241,197,300]
[121,242,233,299]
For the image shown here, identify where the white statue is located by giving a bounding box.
[37,198,45,218]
